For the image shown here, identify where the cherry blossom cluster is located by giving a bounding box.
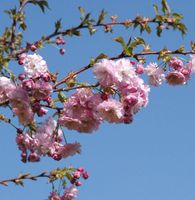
[59,58,150,132]
[16,117,81,162]
[1,53,195,164]
[48,167,89,200]
[143,56,195,86]
[49,186,78,200]
[1,51,195,199]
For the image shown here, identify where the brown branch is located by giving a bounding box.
[7,16,174,60]
[10,0,29,51]
[54,82,100,92]
[0,172,50,186]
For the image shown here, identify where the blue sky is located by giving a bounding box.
[1,0,195,200]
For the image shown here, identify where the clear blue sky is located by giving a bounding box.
[1,0,195,199]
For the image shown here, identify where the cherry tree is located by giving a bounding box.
[0,0,195,199]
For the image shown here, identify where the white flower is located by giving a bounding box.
[23,53,48,77]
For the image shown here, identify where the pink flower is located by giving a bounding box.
[59,88,102,133]
[62,187,78,200]
[58,142,81,158]
[22,79,34,91]
[0,76,16,104]
[135,62,144,74]
[119,76,150,122]
[97,99,124,123]
[48,192,61,200]
[114,58,136,85]
[32,79,53,101]
[168,57,184,70]
[17,117,81,162]
[93,59,116,86]
[145,62,165,86]
[8,87,34,125]
[166,71,187,85]
[187,55,195,73]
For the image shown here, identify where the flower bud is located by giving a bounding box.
[28,152,40,162]
[60,48,65,55]
[75,180,82,186]
[82,171,89,179]
[73,171,81,179]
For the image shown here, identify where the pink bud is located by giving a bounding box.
[82,171,89,179]
[181,69,190,75]
[18,74,26,81]
[19,53,27,60]
[130,60,135,65]
[75,180,82,186]
[61,40,65,45]
[17,128,23,134]
[18,60,24,65]
[73,171,81,179]
[52,153,62,161]
[37,107,48,117]
[60,48,65,55]
[29,44,37,51]
[28,152,40,162]
[56,39,62,45]
[101,93,108,101]
[77,167,84,173]
[135,63,144,74]
[40,73,51,82]
[21,152,27,163]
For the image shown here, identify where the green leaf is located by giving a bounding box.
[161,0,171,14]
[19,22,27,30]
[78,6,85,17]
[145,25,151,33]
[172,13,183,19]
[58,92,67,103]
[130,37,145,48]
[29,0,50,13]
[55,19,62,32]
[95,53,108,61]
[97,9,107,25]
[153,4,159,15]
[156,25,163,37]
[114,36,125,46]
[176,45,185,53]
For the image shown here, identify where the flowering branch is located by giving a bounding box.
[53,48,195,89]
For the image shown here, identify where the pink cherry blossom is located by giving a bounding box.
[135,62,145,74]
[145,62,165,86]
[97,99,124,123]
[168,57,184,70]
[187,55,195,73]
[59,88,102,133]
[32,79,53,101]
[16,117,81,162]
[8,87,34,125]
[93,59,116,86]
[62,187,78,200]
[0,76,16,104]
[166,71,187,85]
[114,58,136,84]
[48,192,61,200]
